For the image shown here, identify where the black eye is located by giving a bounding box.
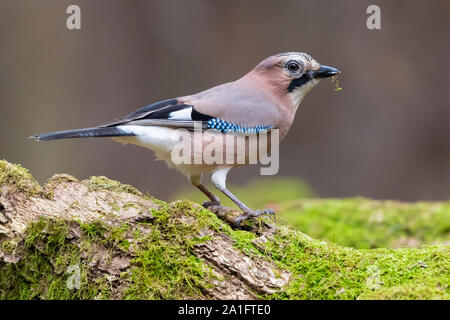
[286,61,300,73]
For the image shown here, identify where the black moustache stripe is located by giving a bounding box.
[287,74,311,92]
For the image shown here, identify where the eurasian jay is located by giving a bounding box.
[31,52,339,225]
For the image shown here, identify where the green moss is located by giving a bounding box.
[177,178,449,249]
[86,176,143,196]
[122,201,224,299]
[0,201,219,300]
[357,282,448,300]
[1,198,449,300]
[1,240,17,254]
[219,223,449,300]
[276,198,450,249]
[1,161,448,300]
[86,175,165,206]
[47,174,78,184]
[0,160,41,195]
[0,218,102,299]
[79,221,108,241]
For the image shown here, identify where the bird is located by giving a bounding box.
[31,52,339,225]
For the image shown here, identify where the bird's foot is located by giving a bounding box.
[202,200,222,208]
[234,209,276,226]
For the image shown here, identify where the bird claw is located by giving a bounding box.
[202,200,221,208]
[233,209,276,226]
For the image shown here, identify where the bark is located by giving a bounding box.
[3,161,447,300]
[0,168,290,299]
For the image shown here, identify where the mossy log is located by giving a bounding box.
[0,160,448,300]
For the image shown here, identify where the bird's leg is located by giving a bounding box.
[196,184,221,207]
[189,174,221,208]
[211,168,275,225]
[214,184,275,225]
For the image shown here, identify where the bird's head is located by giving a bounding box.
[253,52,339,108]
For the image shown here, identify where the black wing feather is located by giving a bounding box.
[100,98,213,128]
[31,99,215,141]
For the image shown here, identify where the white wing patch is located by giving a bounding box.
[167,107,193,120]
[113,125,178,152]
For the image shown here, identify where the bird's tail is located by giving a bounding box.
[30,126,135,141]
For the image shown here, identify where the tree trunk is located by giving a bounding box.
[1,161,448,300]
[0,161,290,299]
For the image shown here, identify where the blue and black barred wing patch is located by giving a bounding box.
[99,98,273,133]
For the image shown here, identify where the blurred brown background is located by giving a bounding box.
[0,0,449,202]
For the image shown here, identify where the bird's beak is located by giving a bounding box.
[308,65,340,79]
